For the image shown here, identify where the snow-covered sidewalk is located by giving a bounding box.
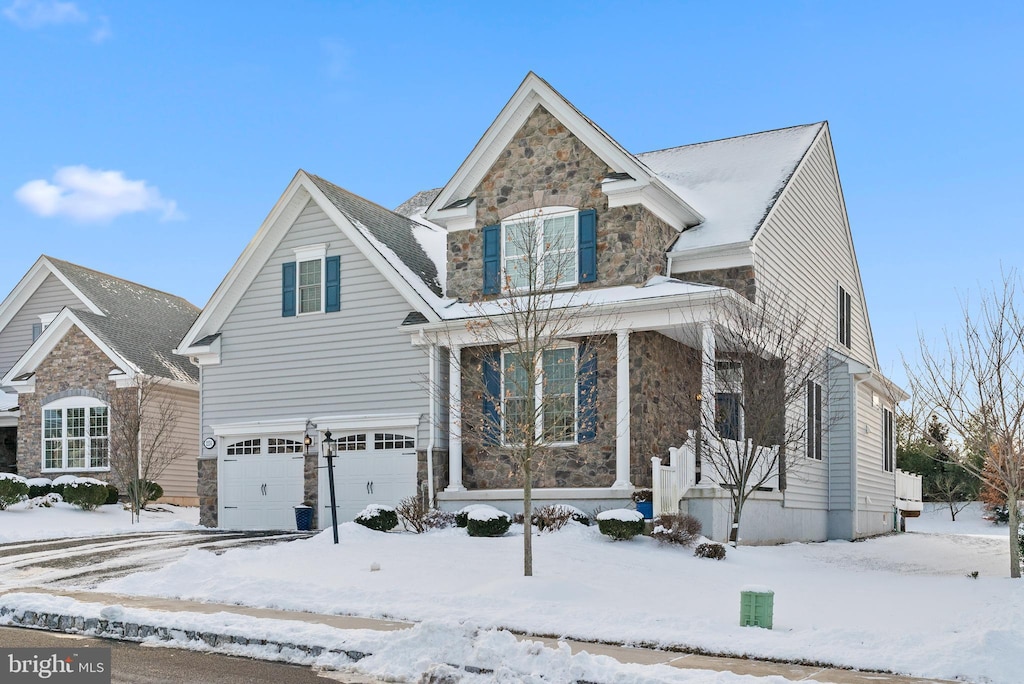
[78,503,1020,684]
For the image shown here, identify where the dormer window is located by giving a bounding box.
[481,207,596,294]
[32,312,57,342]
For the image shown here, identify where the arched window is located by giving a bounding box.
[42,396,109,471]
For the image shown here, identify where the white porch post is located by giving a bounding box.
[614,329,632,488]
[446,345,465,491]
[700,322,717,432]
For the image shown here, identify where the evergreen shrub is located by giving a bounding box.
[467,509,511,537]
[596,509,644,540]
[0,473,29,510]
[62,480,109,510]
[355,505,398,532]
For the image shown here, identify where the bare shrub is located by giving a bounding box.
[396,495,431,533]
[651,513,702,547]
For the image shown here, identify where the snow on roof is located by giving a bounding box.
[636,123,823,252]
[0,391,17,411]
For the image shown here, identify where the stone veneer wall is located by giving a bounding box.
[676,266,756,301]
[304,452,318,528]
[447,105,678,301]
[197,458,217,527]
[16,327,130,482]
[417,448,449,505]
[459,336,617,489]
[628,332,701,487]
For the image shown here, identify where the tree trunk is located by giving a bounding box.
[948,502,957,521]
[523,456,533,577]
[728,497,743,547]
[1009,489,1021,579]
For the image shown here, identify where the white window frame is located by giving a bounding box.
[501,207,579,291]
[500,344,578,446]
[41,396,110,472]
[293,244,327,315]
[882,407,894,473]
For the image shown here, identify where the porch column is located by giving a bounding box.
[446,345,465,491]
[700,322,717,433]
[613,329,632,488]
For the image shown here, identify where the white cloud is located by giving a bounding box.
[2,0,85,28]
[90,13,110,43]
[15,166,183,224]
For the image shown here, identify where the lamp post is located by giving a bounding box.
[322,430,339,544]
[694,392,704,485]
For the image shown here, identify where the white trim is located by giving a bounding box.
[211,418,308,437]
[0,256,104,341]
[667,241,755,275]
[500,343,578,446]
[40,400,110,473]
[296,253,326,316]
[309,413,420,432]
[1,309,137,387]
[432,199,477,233]
[437,487,629,502]
[602,178,700,231]
[614,330,631,488]
[424,73,702,228]
[293,243,327,262]
[501,207,579,292]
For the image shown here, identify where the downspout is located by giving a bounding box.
[426,344,437,505]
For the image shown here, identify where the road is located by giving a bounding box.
[0,626,386,683]
[0,529,314,590]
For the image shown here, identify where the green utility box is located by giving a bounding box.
[739,587,774,629]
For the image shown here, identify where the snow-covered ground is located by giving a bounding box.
[80,502,1020,684]
[0,500,198,543]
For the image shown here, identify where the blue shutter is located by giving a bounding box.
[482,224,500,295]
[483,350,501,445]
[578,342,597,443]
[578,209,597,283]
[282,262,296,317]
[325,255,341,312]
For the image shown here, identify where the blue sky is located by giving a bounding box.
[1,1,1021,385]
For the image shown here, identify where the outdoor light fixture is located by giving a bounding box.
[695,392,703,402]
[303,435,313,447]
[322,430,340,544]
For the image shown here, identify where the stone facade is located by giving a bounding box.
[676,266,756,301]
[303,452,318,528]
[198,457,217,527]
[16,327,129,482]
[628,332,701,486]
[446,105,678,301]
[417,448,449,505]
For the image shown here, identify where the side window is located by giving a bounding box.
[882,407,894,472]
[282,245,340,317]
[806,380,823,460]
[838,285,852,348]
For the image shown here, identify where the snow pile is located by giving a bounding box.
[468,507,509,522]
[596,508,644,522]
[0,472,27,483]
[52,474,107,487]
[0,500,198,543]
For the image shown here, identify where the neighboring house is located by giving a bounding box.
[0,257,200,505]
[180,73,919,541]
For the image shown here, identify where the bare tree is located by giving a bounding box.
[692,286,830,545]
[107,375,186,522]
[905,271,1024,578]
[449,207,611,576]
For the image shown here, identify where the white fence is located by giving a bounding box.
[895,468,923,512]
[651,430,780,517]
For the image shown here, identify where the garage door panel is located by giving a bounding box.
[218,438,305,530]
[317,433,417,528]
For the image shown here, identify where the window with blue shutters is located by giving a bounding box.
[284,245,339,316]
[498,344,580,445]
[498,206,594,292]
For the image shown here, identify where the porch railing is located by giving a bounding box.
[651,430,781,517]
[895,468,923,512]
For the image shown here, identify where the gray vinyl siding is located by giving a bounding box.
[826,363,854,511]
[201,200,429,439]
[855,385,894,512]
[0,274,82,378]
[753,129,876,369]
[147,384,199,502]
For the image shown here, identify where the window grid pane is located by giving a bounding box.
[268,438,303,454]
[543,348,576,442]
[298,259,322,313]
[45,440,63,470]
[89,407,109,468]
[374,433,414,450]
[227,439,261,455]
[337,434,366,451]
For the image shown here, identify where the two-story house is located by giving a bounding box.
[178,73,917,541]
[0,256,201,505]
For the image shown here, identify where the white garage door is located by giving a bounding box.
[318,431,417,525]
[219,437,305,530]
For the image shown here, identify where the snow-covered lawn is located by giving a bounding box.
[84,503,1019,684]
[0,500,198,543]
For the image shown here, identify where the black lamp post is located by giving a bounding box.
[322,430,340,544]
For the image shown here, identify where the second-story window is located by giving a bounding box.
[503,208,579,290]
[298,258,322,314]
[838,285,852,348]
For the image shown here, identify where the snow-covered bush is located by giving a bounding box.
[424,508,456,530]
[694,542,727,560]
[533,504,589,532]
[26,477,53,499]
[455,504,501,528]
[104,483,120,505]
[596,509,644,540]
[466,507,511,537]
[0,473,29,509]
[651,513,702,547]
[60,477,110,511]
[355,504,398,532]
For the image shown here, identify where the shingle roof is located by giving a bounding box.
[636,123,824,251]
[307,174,443,297]
[45,257,200,383]
[394,188,442,218]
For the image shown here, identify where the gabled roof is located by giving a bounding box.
[637,123,824,252]
[0,258,200,385]
[394,188,442,218]
[307,175,442,297]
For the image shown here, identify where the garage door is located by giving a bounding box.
[219,437,305,530]
[318,431,417,525]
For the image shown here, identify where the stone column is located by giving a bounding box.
[446,346,465,491]
[613,329,632,488]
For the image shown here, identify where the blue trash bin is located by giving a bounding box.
[294,505,314,531]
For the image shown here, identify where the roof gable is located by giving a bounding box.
[425,72,703,230]
[0,256,102,337]
[178,171,444,353]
